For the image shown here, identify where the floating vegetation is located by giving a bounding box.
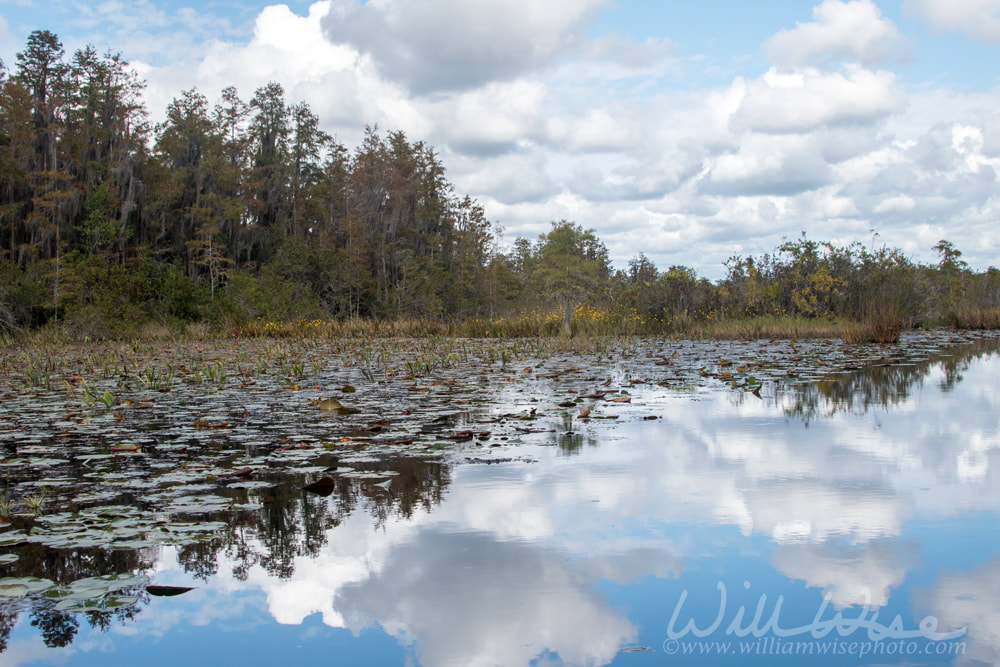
[0,572,158,614]
[0,330,998,643]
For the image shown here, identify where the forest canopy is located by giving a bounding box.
[0,30,998,339]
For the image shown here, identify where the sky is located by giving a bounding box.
[1,0,999,279]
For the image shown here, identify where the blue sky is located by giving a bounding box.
[2,0,999,277]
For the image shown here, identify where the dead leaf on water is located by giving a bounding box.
[192,418,228,429]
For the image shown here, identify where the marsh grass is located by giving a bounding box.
[5,299,997,349]
[673,316,857,340]
[226,307,911,343]
[948,307,1000,330]
[233,316,459,339]
[138,322,174,339]
[24,488,47,515]
[844,313,903,344]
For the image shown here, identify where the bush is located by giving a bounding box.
[58,254,156,338]
[0,260,49,330]
[216,268,327,326]
[153,263,207,321]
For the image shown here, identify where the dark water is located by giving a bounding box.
[2,335,1000,666]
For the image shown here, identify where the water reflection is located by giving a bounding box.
[2,336,1000,665]
[921,558,1000,666]
[778,336,1000,420]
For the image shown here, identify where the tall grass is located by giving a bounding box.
[948,306,1000,330]
[232,316,461,339]
[680,316,858,340]
[230,309,872,342]
[843,317,902,344]
[842,301,904,344]
[8,301,998,347]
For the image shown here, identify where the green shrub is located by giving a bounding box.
[216,268,327,325]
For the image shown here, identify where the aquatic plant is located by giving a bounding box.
[24,488,47,515]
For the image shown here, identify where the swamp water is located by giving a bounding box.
[1,332,999,666]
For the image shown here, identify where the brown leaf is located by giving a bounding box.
[192,418,228,429]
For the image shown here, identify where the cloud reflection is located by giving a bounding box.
[215,343,1000,662]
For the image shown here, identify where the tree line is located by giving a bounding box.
[0,30,997,338]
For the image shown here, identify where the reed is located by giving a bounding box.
[948,306,1000,330]
[843,314,903,344]
[683,316,857,340]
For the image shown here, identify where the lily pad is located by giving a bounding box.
[56,594,140,613]
[0,532,28,547]
[0,583,28,598]
[225,480,274,490]
[316,398,342,411]
[0,576,55,593]
[68,573,150,596]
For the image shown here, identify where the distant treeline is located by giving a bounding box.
[0,30,998,339]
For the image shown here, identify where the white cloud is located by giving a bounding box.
[422,79,548,156]
[699,133,834,196]
[545,107,641,153]
[321,0,606,93]
[137,2,374,132]
[873,193,916,212]
[732,66,902,134]
[764,0,901,68]
[904,0,1000,42]
[457,152,560,205]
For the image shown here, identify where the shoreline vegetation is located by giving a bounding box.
[4,307,1000,349]
[1,31,999,345]
[5,269,1000,345]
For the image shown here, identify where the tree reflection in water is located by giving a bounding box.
[776,337,1000,422]
[0,454,451,651]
